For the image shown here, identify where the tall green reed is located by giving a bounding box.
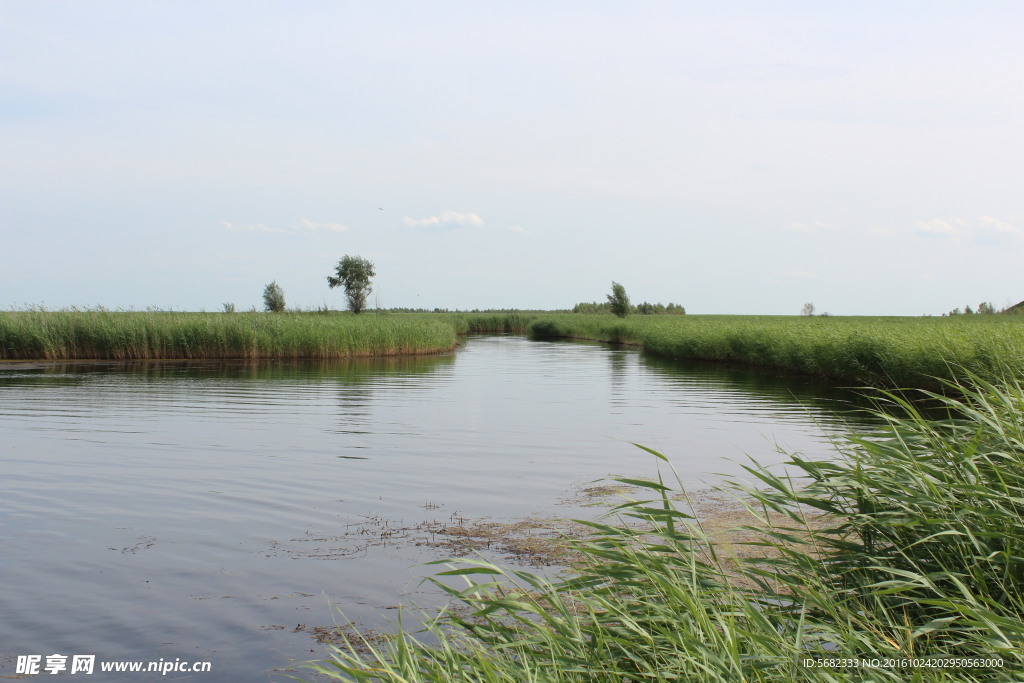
[742,372,1024,666]
[0,311,458,359]
[529,314,1024,388]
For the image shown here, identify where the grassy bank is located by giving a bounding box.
[530,314,1024,387]
[0,310,459,360]
[311,373,1024,681]
[440,311,539,334]
[5,311,1021,385]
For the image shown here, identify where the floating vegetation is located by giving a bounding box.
[264,509,591,568]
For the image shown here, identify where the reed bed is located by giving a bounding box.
[0,310,458,360]
[310,373,1024,681]
[439,312,539,334]
[530,314,1024,387]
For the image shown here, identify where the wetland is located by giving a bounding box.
[1,335,885,680]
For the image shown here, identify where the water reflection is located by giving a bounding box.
[636,351,882,430]
[1,354,455,380]
[0,336,881,682]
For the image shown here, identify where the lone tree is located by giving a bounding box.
[801,302,816,317]
[263,280,286,313]
[327,255,376,314]
[607,281,631,318]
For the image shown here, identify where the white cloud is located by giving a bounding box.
[914,216,1019,239]
[508,225,529,235]
[976,216,1019,234]
[403,210,484,229]
[221,218,349,234]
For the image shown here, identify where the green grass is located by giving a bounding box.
[529,314,1024,388]
[0,310,459,360]
[5,311,1021,389]
[444,312,539,334]
[6,311,1021,388]
[0,310,549,360]
[309,372,1024,681]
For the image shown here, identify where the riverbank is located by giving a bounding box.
[529,314,1024,388]
[0,310,459,360]
[0,310,544,360]
[5,311,1022,389]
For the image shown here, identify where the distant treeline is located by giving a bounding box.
[945,300,1024,316]
[571,301,685,315]
[380,307,569,314]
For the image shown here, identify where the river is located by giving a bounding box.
[0,335,878,680]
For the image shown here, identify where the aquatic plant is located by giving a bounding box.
[307,373,1024,681]
[0,310,457,360]
[4,311,1021,389]
[529,314,1024,388]
[446,312,538,333]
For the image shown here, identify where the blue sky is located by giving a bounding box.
[2,1,1021,315]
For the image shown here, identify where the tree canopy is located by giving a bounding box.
[327,255,376,314]
[262,281,286,313]
[607,282,630,318]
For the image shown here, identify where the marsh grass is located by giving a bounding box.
[530,314,1024,388]
[308,373,1023,681]
[444,312,539,334]
[0,310,549,360]
[0,310,458,360]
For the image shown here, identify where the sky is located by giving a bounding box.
[1,1,1021,315]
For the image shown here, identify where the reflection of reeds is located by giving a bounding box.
[530,314,1024,387]
[309,373,1024,681]
[0,310,458,360]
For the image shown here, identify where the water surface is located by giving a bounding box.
[0,336,877,680]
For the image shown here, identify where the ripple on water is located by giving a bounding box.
[0,336,876,681]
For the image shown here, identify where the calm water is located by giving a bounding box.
[0,336,877,680]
